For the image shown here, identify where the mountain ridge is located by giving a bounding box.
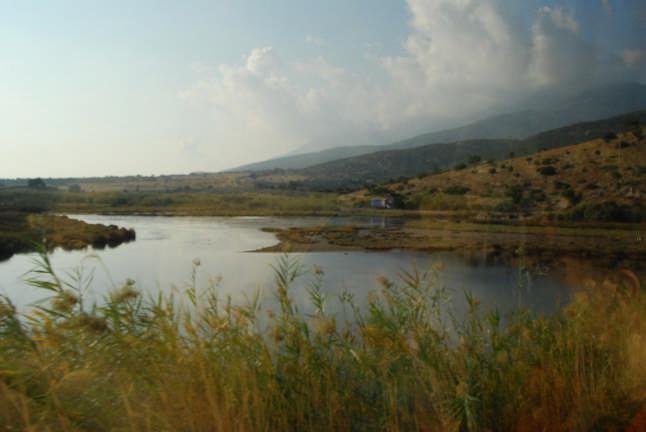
[231,83,646,172]
[291,110,646,189]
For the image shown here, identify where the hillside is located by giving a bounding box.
[296,110,646,189]
[342,127,645,223]
[233,83,646,172]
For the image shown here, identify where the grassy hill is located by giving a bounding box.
[296,111,646,189]
[233,83,646,172]
[342,127,645,223]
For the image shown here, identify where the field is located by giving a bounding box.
[0,253,644,431]
[52,190,340,216]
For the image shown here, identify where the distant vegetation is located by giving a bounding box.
[0,253,643,430]
[1,112,644,227]
[54,190,339,216]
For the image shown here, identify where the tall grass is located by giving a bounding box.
[0,251,644,431]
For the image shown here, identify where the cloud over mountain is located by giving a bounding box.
[183,0,646,169]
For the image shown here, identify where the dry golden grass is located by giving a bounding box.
[0,252,644,431]
[345,128,645,217]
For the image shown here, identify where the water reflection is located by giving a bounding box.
[0,215,591,316]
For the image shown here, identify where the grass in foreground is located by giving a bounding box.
[0,252,644,431]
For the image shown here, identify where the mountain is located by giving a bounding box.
[233,144,384,172]
[232,83,646,172]
[294,110,646,189]
[342,126,645,223]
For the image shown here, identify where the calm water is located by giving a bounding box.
[0,215,579,316]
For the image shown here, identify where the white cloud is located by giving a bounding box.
[305,35,326,47]
[382,0,531,116]
[182,1,645,169]
[528,6,595,88]
[181,47,395,167]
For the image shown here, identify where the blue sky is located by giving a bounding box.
[1,1,644,177]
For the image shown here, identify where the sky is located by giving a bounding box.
[1,0,644,178]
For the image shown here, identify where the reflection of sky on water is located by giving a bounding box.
[0,215,572,317]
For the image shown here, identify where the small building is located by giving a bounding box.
[370,196,394,209]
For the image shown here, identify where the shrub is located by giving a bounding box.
[567,201,641,222]
[507,185,523,204]
[529,189,546,202]
[454,163,467,170]
[111,196,134,207]
[538,166,557,176]
[603,131,617,141]
[444,185,470,195]
[468,155,482,164]
[493,200,515,212]
[27,178,47,189]
[561,187,582,206]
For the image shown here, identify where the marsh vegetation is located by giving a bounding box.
[0,252,644,431]
[0,190,135,261]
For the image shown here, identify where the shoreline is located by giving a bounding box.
[251,223,645,263]
[3,211,643,265]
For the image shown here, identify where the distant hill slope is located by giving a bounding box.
[295,110,646,189]
[233,83,646,172]
[342,127,645,222]
[232,144,383,172]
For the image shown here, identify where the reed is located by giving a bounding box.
[0,251,644,431]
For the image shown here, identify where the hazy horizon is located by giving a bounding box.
[2,0,645,178]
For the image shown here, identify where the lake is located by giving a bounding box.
[0,215,589,316]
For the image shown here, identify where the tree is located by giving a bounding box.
[603,132,617,142]
[27,178,46,189]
